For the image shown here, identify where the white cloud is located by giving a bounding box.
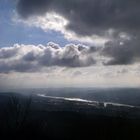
[1,42,140,72]
[0,43,98,73]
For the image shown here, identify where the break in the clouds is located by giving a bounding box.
[17,0,140,36]
[0,39,140,73]
[102,38,140,65]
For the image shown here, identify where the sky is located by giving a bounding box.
[0,0,140,88]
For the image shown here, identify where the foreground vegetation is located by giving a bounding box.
[0,93,140,139]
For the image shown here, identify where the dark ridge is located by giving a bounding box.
[0,92,140,139]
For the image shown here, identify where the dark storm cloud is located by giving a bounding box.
[17,0,140,36]
[17,0,52,18]
[101,38,140,65]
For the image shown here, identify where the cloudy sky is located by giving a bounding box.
[0,0,140,88]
